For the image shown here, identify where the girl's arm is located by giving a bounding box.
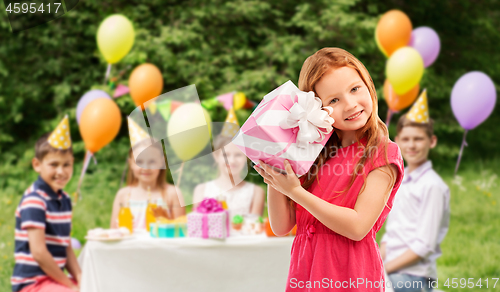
[169,186,186,218]
[257,160,397,241]
[249,185,265,216]
[110,188,127,229]
[267,185,296,236]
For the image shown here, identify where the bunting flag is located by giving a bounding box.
[217,92,235,111]
[148,101,157,115]
[48,115,72,150]
[406,89,429,123]
[157,99,172,121]
[113,84,130,98]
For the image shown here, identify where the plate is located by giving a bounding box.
[85,234,134,242]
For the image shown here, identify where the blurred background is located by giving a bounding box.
[0,0,499,291]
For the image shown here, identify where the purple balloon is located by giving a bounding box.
[71,237,82,249]
[76,90,111,124]
[451,71,497,130]
[409,27,440,68]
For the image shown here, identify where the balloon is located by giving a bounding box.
[375,32,389,58]
[71,238,81,249]
[129,63,163,107]
[383,79,420,111]
[409,27,441,68]
[167,103,212,161]
[375,10,412,56]
[79,98,122,153]
[451,71,497,130]
[97,14,135,64]
[233,92,247,110]
[386,47,424,95]
[76,90,111,124]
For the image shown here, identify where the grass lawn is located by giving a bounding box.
[1,153,499,291]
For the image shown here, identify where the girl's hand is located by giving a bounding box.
[254,160,302,197]
[152,206,173,220]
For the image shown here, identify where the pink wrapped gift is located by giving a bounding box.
[232,80,334,176]
[187,198,229,239]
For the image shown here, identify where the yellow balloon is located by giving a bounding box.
[386,47,424,95]
[97,14,135,64]
[233,92,247,110]
[167,103,212,161]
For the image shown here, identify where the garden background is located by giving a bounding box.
[0,0,499,291]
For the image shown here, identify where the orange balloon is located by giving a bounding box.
[376,10,412,56]
[264,218,277,237]
[79,98,122,153]
[383,79,419,111]
[129,63,163,107]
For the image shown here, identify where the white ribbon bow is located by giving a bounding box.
[279,91,335,148]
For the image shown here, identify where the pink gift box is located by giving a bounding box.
[187,211,229,239]
[232,80,333,176]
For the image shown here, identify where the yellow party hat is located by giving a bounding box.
[48,115,72,149]
[221,107,239,138]
[406,89,429,123]
[127,117,151,147]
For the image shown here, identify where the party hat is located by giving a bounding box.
[221,107,239,138]
[127,117,150,147]
[406,89,429,123]
[48,115,72,149]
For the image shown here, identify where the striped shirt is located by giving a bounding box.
[11,176,73,292]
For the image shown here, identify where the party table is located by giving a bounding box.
[78,231,294,292]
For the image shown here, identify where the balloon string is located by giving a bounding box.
[454,130,469,176]
[386,109,394,126]
[76,150,93,200]
[118,157,129,191]
[221,147,236,188]
[174,162,185,189]
[104,63,112,84]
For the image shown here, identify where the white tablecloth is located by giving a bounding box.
[78,232,294,292]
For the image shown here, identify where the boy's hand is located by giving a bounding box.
[254,160,302,197]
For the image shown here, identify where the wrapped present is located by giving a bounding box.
[150,222,186,238]
[232,80,334,176]
[187,198,229,239]
[150,215,187,238]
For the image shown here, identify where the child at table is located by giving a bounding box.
[193,134,265,218]
[12,116,81,292]
[380,104,450,292]
[111,123,185,230]
[255,47,404,292]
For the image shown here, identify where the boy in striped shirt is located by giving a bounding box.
[12,116,81,292]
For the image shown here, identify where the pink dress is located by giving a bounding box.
[286,137,404,291]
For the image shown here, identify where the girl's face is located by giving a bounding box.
[315,66,373,132]
[129,146,164,185]
[213,142,247,176]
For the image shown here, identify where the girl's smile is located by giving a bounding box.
[315,66,373,145]
[345,110,363,121]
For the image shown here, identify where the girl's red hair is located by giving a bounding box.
[297,47,396,203]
